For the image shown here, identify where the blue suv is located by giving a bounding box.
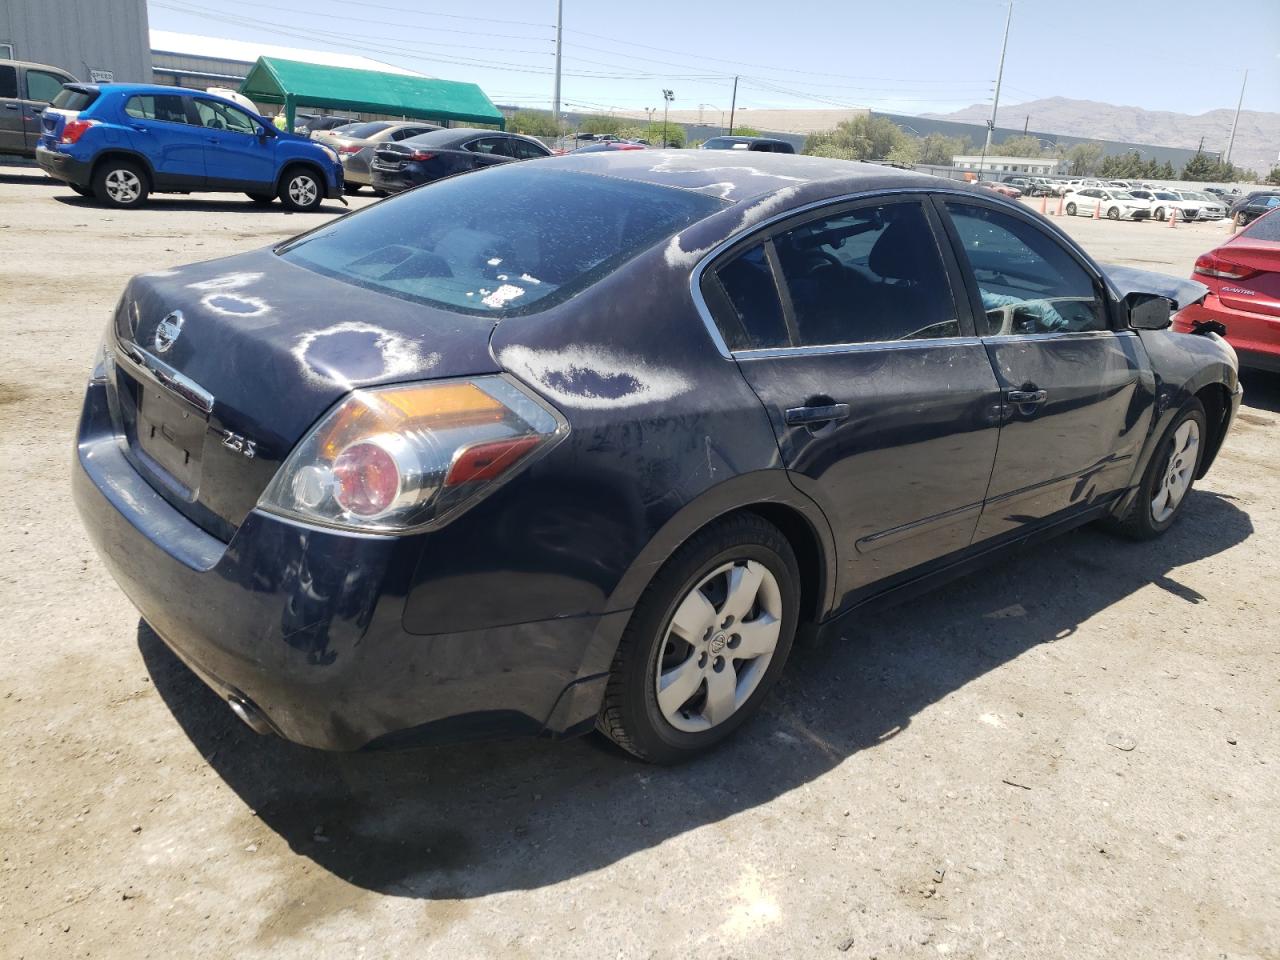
[36,83,343,211]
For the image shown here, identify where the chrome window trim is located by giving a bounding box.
[688,185,1106,361]
[734,335,984,362]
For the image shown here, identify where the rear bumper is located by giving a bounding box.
[73,381,622,750]
[369,168,415,194]
[35,145,92,187]
[1177,298,1280,371]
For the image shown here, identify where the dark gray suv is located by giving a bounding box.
[0,59,76,158]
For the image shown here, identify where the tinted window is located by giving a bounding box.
[510,138,549,160]
[25,70,65,102]
[340,121,393,138]
[0,65,16,99]
[390,125,432,141]
[947,202,1105,335]
[1239,210,1280,240]
[279,166,725,316]
[712,244,789,350]
[125,95,189,124]
[192,98,256,134]
[52,87,98,111]
[774,202,959,346]
[468,137,511,156]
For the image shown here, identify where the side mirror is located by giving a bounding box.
[1125,292,1174,331]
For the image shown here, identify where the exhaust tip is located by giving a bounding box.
[227,694,275,737]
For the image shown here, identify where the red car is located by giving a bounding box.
[976,180,1023,199]
[1175,209,1280,372]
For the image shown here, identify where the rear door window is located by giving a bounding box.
[510,138,549,160]
[278,166,726,316]
[467,137,508,155]
[125,95,189,124]
[0,65,17,99]
[192,99,257,134]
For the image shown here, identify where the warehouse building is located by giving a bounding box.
[1,0,151,82]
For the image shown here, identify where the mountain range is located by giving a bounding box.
[923,97,1278,176]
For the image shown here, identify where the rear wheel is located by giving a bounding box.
[1154,206,1166,221]
[597,513,800,764]
[278,167,324,212]
[92,160,148,208]
[1066,202,1077,216]
[1105,399,1206,540]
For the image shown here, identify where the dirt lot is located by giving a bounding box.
[1,167,1277,960]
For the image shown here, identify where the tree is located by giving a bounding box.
[998,135,1044,158]
[802,115,908,161]
[1160,160,1177,180]
[919,133,967,166]
[1181,152,1217,181]
[509,110,559,138]
[1065,142,1104,176]
[577,114,623,136]
[886,137,921,167]
[728,125,761,137]
[651,121,685,148]
[1264,167,1280,186]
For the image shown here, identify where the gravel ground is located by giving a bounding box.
[1,168,1277,959]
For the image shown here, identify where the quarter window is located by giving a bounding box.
[711,244,789,350]
[946,202,1106,335]
[124,95,189,124]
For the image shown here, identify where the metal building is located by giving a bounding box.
[0,0,151,82]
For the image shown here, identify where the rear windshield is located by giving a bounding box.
[1240,210,1280,241]
[52,87,99,111]
[336,121,392,138]
[278,166,726,316]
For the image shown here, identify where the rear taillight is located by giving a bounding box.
[60,119,98,144]
[259,376,567,532]
[408,150,436,161]
[1194,252,1260,281]
[337,143,362,155]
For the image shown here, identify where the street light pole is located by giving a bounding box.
[728,75,738,136]
[552,0,563,132]
[980,1,1013,178]
[1224,69,1248,167]
[662,88,674,147]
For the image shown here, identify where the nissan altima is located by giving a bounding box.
[74,152,1241,764]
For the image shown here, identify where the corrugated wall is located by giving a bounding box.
[0,0,151,82]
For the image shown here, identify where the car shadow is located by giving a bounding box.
[50,194,349,215]
[1239,369,1280,414]
[140,490,1252,901]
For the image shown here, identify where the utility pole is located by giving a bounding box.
[552,0,563,132]
[661,88,674,147]
[728,75,738,136]
[980,1,1013,177]
[1023,115,1029,134]
[1224,68,1247,167]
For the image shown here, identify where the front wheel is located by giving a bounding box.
[1104,399,1206,540]
[597,513,800,764]
[92,160,149,208]
[1107,206,1121,220]
[278,168,325,212]
[1066,202,1077,216]
[1154,206,1166,221]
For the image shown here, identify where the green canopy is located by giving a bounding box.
[239,57,504,130]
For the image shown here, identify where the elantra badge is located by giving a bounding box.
[154,311,184,353]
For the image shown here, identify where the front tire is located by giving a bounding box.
[1108,206,1121,220]
[1154,206,1166,221]
[597,513,801,764]
[278,168,325,212]
[1105,400,1206,540]
[92,160,148,208]
[1066,202,1077,216]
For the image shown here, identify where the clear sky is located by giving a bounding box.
[149,0,1280,118]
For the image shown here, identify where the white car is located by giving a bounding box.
[1128,189,1203,222]
[1170,189,1228,220]
[1064,188,1152,220]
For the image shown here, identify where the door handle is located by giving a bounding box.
[131,125,149,133]
[1006,388,1048,405]
[785,402,851,426]
[4,103,18,110]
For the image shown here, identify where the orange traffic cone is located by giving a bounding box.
[1093,201,1101,219]
[1229,215,1239,234]
[1056,195,1064,216]
[1040,194,1048,215]
[1168,207,1177,229]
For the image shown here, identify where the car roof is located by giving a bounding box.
[546,149,942,204]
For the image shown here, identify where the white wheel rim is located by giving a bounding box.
[105,169,141,203]
[289,175,318,206]
[1151,420,1199,524]
[654,560,782,733]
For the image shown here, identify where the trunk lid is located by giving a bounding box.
[1217,239,1280,318]
[109,248,499,540]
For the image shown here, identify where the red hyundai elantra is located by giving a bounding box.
[1176,209,1280,372]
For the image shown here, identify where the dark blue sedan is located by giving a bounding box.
[74,152,1241,763]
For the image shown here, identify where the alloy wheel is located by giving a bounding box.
[105,169,142,204]
[1151,419,1199,524]
[654,560,782,733]
[288,175,319,207]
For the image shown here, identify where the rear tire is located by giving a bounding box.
[1154,206,1166,221]
[92,159,148,208]
[278,167,325,212]
[245,192,274,205]
[596,513,800,764]
[1104,399,1206,541]
[1066,202,1077,216]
